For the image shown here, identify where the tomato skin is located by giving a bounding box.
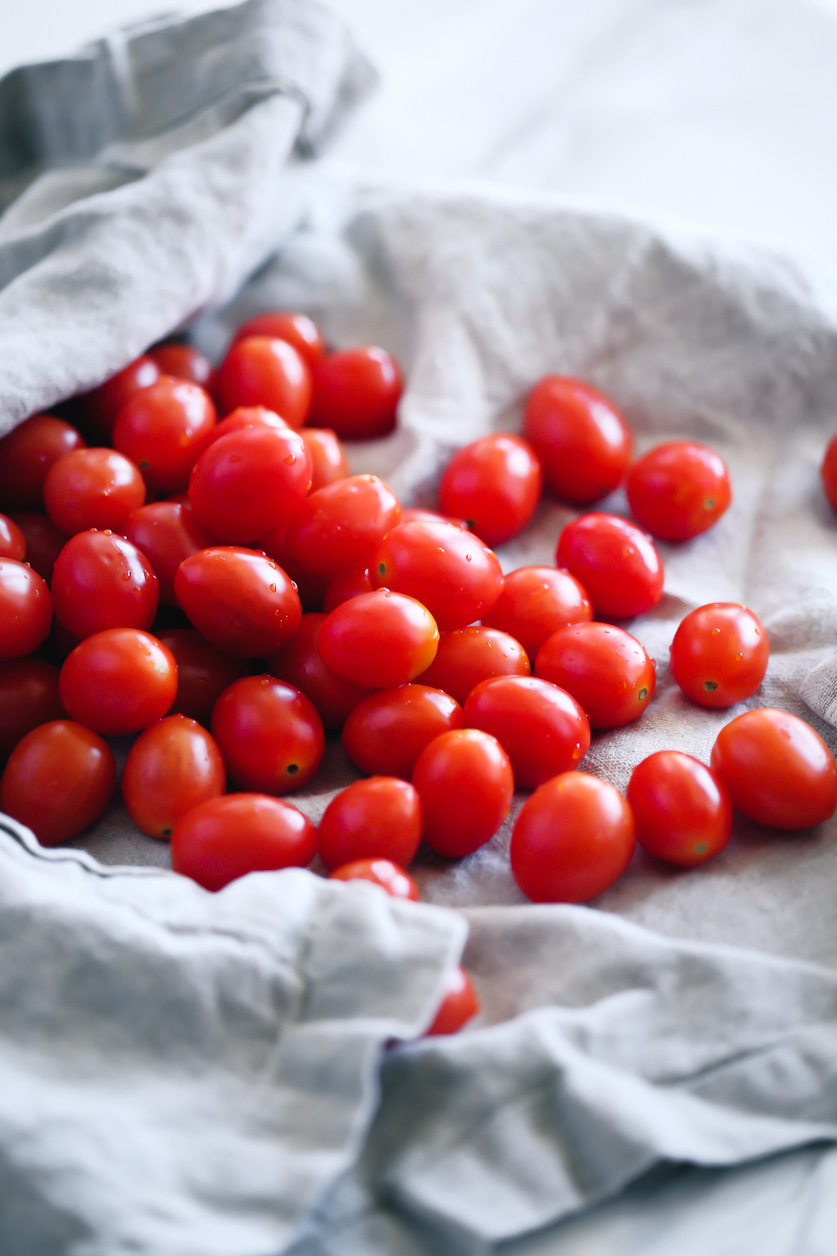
[482,565,593,659]
[319,590,439,689]
[0,559,53,660]
[626,441,732,542]
[59,628,177,735]
[556,513,664,619]
[171,793,316,891]
[231,312,325,367]
[438,434,542,547]
[0,659,64,756]
[123,501,215,605]
[0,414,86,511]
[121,714,226,839]
[43,448,146,535]
[206,405,290,445]
[669,603,769,708]
[301,428,349,491]
[329,858,420,901]
[0,514,26,560]
[282,475,401,578]
[511,772,635,902]
[309,347,403,441]
[821,433,837,513]
[214,336,311,427]
[412,728,514,858]
[316,777,422,871]
[174,547,301,657]
[424,967,481,1036]
[148,343,215,389]
[51,530,159,640]
[535,622,655,729]
[0,719,116,845]
[211,675,325,795]
[8,513,68,584]
[322,565,373,613]
[416,626,530,705]
[112,377,217,495]
[464,675,590,790]
[524,377,633,505]
[400,507,469,530]
[188,425,312,544]
[627,751,732,866]
[267,613,370,730]
[372,522,504,630]
[154,628,249,721]
[342,684,464,778]
[710,708,837,830]
[82,355,162,440]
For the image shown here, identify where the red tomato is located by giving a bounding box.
[188,425,311,544]
[319,590,439,688]
[535,622,656,729]
[556,513,664,619]
[0,513,25,560]
[400,507,469,529]
[0,659,64,756]
[412,728,514,857]
[669,603,769,708]
[627,751,732,866]
[482,565,593,658]
[155,628,249,721]
[112,377,217,494]
[258,524,329,612]
[424,966,481,1036]
[329,858,420,901]
[43,448,146,535]
[81,355,162,440]
[171,793,316,891]
[301,428,349,491]
[123,501,215,605]
[821,433,837,513]
[267,613,370,730]
[59,628,177,735]
[0,719,116,844]
[206,405,290,444]
[342,684,463,778]
[211,675,325,794]
[464,675,590,790]
[51,530,159,640]
[0,414,86,511]
[174,547,301,657]
[316,777,422,871]
[282,474,401,578]
[524,377,633,505]
[231,311,325,367]
[626,441,732,541]
[8,513,68,584]
[511,772,635,902]
[322,565,374,613]
[438,434,542,547]
[710,708,837,830]
[309,347,403,440]
[0,559,53,660]
[416,626,530,705]
[371,521,504,630]
[148,342,215,388]
[213,336,311,427]
[121,714,226,839]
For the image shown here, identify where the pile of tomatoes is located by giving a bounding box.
[2,310,837,1033]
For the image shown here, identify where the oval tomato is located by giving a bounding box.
[43,447,146,535]
[627,751,732,866]
[481,565,593,659]
[174,547,301,657]
[281,474,401,578]
[342,684,464,778]
[112,377,217,494]
[0,559,53,660]
[267,613,370,730]
[59,628,177,735]
[464,675,590,790]
[301,428,349,491]
[232,311,325,367]
[626,440,731,541]
[51,530,159,640]
[371,521,504,630]
[309,347,403,440]
[710,708,837,830]
[438,434,542,547]
[121,714,226,839]
[82,355,162,440]
[316,777,422,871]
[329,858,420,901]
[171,793,316,891]
[0,719,116,845]
[555,512,664,619]
[416,626,530,705]
[412,728,513,857]
[669,602,769,708]
[123,500,215,605]
[0,659,64,756]
[0,513,26,560]
[424,966,481,1036]
[148,342,215,388]
[0,414,86,511]
[535,622,656,728]
[211,675,325,794]
[511,772,635,902]
[523,376,633,505]
[319,590,439,688]
[213,336,311,427]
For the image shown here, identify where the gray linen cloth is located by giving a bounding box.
[4,3,837,1254]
